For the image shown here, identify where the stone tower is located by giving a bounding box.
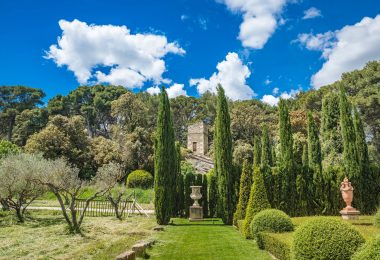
[187,121,208,155]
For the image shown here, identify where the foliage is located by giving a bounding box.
[242,167,271,238]
[257,232,292,260]
[183,168,196,217]
[126,170,153,189]
[154,87,177,225]
[293,218,365,260]
[214,85,234,224]
[375,208,380,228]
[90,136,120,167]
[202,174,208,217]
[0,139,20,159]
[174,142,184,217]
[260,125,273,167]
[352,235,380,260]
[253,135,261,167]
[25,115,93,178]
[232,140,253,166]
[250,209,294,248]
[207,169,217,218]
[0,153,45,222]
[233,160,253,226]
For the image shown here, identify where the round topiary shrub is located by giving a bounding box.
[250,209,294,249]
[374,208,380,228]
[352,235,380,260]
[293,218,365,260]
[126,170,153,189]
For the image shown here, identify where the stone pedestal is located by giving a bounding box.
[189,205,203,221]
[340,207,360,220]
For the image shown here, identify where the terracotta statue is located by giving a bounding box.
[339,176,360,220]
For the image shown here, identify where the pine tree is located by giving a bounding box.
[174,142,184,217]
[242,167,271,238]
[278,99,296,215]
[214,85,234,225]
[233,160,253,226]
[154,87,177,225]
[253,135,261,167]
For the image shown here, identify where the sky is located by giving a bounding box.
[0,0,379,105]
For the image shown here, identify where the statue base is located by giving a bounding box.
[189,206,203,221]
[340,206,360,220]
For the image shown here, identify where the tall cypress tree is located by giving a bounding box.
[184,172,195,217]
[174,142,184,217]
[278,99,296,215]
[261,125,273,167]
[339,87,361,208]
[154,87,177,225]
[253,135,261,167]
[207,169,217,218]
[202,175,208,217]
[214,85,234,225]
[233,160,253,226]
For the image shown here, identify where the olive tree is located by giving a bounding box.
[0,153,45,222]
[36,159,123,233]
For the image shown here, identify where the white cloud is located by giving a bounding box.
[296,31,335,54]
[261,88,299,106]
[46,19,185,89]
[218,0,287,49]
[198,17,208,30]
[190,52,254,100]
[264,78,272,85]
[297,15,380,88]
[146,83,187,98]
[302,7,322,20]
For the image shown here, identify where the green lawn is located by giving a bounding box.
[147,218,271,260]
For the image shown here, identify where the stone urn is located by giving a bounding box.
[340,176,360,220]
[189,186,203,221]
[190,186,202,206]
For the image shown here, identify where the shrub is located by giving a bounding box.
[250,209,294,248]
[258,233,291,260]
[352,235,380,260]
[242,167,271,238]
[127,170,153,189]
[293,218,365,260]
[374,208,380,228]
[233,160,253,226]
[0,139,20,159]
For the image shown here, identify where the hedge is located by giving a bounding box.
[293,218,365,260]
[250,209,294,249]
[352,235,380,260]
[374,208,380,228]
[258,232,292,260]
[126,170,153,189]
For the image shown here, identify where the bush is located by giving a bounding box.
[374,208,380,228]
[258,233,292,260]
[293,218,365,260]
[126,170,153,189]
[0,139,20,159]
[250,209,294,248]
[352,235,380,260]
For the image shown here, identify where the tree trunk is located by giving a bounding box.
[15,206,24,223]
[0,199,10,211]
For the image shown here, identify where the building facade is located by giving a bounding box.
[187,121,208,156]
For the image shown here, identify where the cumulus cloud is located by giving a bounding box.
[297,15,380,88]
[46,19,185,88]
[303,7,322,20]
[261,88,300,106]
[190,52,254,100]
[146,83,187,98]
[296,31,335,54]
[218,0,287,49]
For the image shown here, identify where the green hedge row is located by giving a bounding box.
[258,232,292,260]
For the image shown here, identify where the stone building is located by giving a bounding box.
[187,121,208,155]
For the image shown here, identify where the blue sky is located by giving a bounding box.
[1,0,379,105]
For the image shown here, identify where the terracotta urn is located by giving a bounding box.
[190,186,202,206]
[340,176,354,210]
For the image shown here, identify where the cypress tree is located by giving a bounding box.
[233,160,253,226]
[302,143,308,168]
[278,99,296,215]
[253,135,261,167]
[174,142,184,217]
[214,85,234,225]
[207,169,217,218]
[202,175,208,217]
[184,172,195,217]
[242,167,271,238]
[154,87,177,225]
[261,125,273,167]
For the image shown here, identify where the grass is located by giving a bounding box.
[0,210,156,259]
[147,218,271,260]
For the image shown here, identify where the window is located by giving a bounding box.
[192,142,197,152]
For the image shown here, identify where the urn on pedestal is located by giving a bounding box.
[340,176,360,220]
[189,186,203,221]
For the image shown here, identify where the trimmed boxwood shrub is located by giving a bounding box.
[374,208,380,228]
[126,170,153,189]
[352,235,380,260]
[258,232,291,260]
[250,209,294,248]
[293,218,365,260]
